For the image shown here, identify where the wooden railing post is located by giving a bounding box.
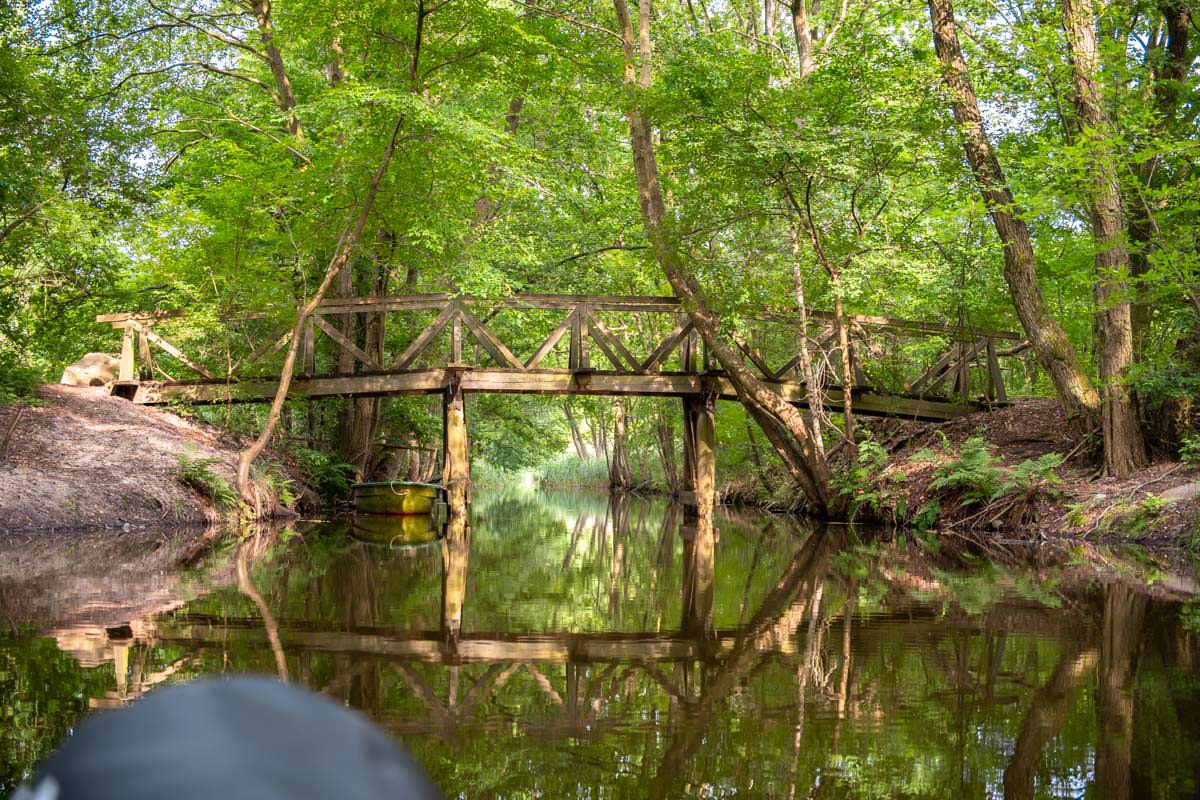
[443,371,470,515]
[298,319,315,377]
[986,337,1007,402]
[137,328,153,380]
[451,314,463,365]
[118,324,135,382]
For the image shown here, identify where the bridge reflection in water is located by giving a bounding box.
[5,491,1200,798]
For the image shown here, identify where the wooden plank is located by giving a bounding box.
[576,305,590,370]
[639,318,693,373]
[311,315,383,371]
[301,321,315,376]
[137,330,153,380]
[986,337,1007,403]
[316,294,451,314]
[730,331,776,379]
[459,309,525,369]
[587,313,638,370]
[243,328,292,365]
[119,327,135,382]
[97,309,185,324]
[452,315,463,364]
[525,311,574,369]
[760,308,1021,341]
[395,301,458,369]
[129,368,981,420]
[506,294,681,312]
[130,322,215,380]
[908,346,959,393]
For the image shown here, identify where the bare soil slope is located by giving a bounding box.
[0,385,284,531]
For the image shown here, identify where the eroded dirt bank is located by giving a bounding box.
[721,398,1200,548]
[0,385,296,532]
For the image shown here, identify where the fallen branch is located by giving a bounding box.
[235,116,405,501]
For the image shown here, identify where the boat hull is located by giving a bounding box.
[351,481,442,515]
[351,513,440,546]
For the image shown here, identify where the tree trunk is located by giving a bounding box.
[1063,0,1148,477]
[563,401,589,459]
[249,0,302,140]
[789,217,825,452]
[609,398,634,488]
[612,0,836,514]
[927,0,1101,442]
[655,410,681,494]
[1128,3,1192,353]
[237,118,405,500]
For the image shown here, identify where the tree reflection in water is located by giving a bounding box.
[2,490,1199,798]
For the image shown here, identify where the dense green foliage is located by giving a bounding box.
[0,0,1196,485]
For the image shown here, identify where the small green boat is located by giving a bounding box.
[351,480,443,515]
[351,513,441,547]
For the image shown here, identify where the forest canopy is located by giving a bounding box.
[1,0,1196,500]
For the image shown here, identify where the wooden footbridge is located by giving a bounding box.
[98,293,1021,421]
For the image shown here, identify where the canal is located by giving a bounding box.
[2,489,1198,798]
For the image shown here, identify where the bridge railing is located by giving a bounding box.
[96,294,1026,404]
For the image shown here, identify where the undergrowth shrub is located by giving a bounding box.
[293,447,355,506]
[1181,434,1200,464]
[174,447,236,508]
[252,462,297,507]
[930,436,1003,504]
[832,441,906,522]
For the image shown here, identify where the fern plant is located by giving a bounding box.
[174,448,236,508]
[997,454,1064,499]
[930,436,1003,504]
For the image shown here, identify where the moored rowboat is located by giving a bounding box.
[351,480,443,515]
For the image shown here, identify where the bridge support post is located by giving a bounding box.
[442,371,470,515]
[681,389,716,540]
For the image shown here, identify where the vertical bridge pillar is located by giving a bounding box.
[680,388,717,644]
[681,390,716,532]
[442,370,470,515]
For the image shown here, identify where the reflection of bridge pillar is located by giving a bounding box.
[681,522,716,642]
[441,515,470,646]
[442,370,470,515]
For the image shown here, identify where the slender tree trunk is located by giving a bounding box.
[1128,3,1192,353]
[789,0,816,77]
[789,217,825,453]
[1063,0,1148,477]
[236,118,405,500]
[610,398,634,488]
[249,0,302,140]
[656,410,681,493]
[928,0,1101,442]
[612,0,836,514]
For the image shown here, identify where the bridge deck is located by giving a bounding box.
[98,293,1022,423]
[111,367,985,421]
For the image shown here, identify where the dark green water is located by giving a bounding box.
[3,489,1200,798]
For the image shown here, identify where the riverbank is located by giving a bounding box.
[0,385,299,532]
[718,398,1200,548]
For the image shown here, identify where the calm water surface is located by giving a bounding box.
[2,489,1199,798]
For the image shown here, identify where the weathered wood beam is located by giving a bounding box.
[129,321,215,380]
[459,309,525,369]
[587,314,639,371]
[311,315,383,371]
[395,301,458,369]
[640,318,693,373]
[524,311,574,369]
[97,309,186,324]
[124,369,984,420]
